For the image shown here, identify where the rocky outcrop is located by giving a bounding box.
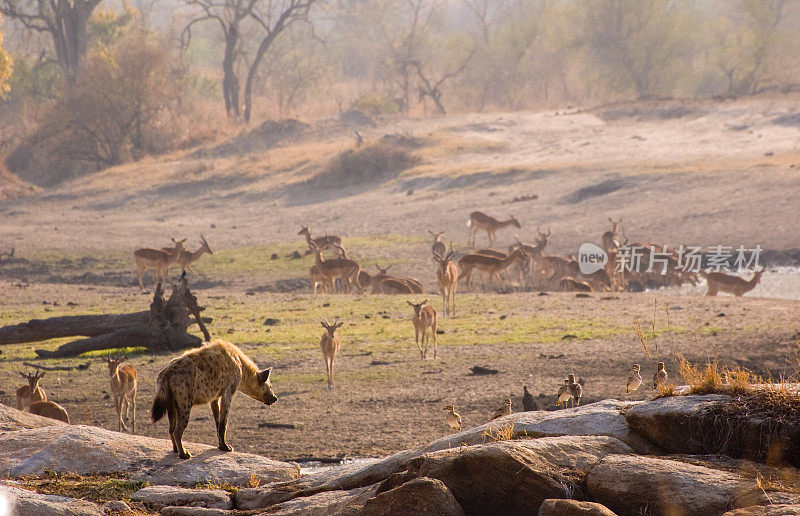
[724,505,800,515]
[362,477,464,516]
[587,454,760,515]
[0,483,103,516]
[0,425,299,486]
[538,499,618,516]
[625,394,800,467]
[235,435,631,511]
[130,485,232,510]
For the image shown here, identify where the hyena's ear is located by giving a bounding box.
[257,368,272,384]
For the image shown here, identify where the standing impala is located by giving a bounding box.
[103,356,138,433]
[308,242,362,294]
[458,248,527,291]
[163,235,213,273]
[433,246,458,317]
[134,238,186,291]
[319,320,343,389]
[467,211,521,247]
[408,300,438,359]
[428,230,446,258]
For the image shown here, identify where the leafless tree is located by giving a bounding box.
[0,0,103,82]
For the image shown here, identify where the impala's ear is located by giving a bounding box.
[257,368,272,384]
[39,371,45,378]
[335,321,344,329]
[321,322,327,329]
[407,301,413,306]
[19,372,27,379]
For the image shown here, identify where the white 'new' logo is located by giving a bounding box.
[578,243,608,274]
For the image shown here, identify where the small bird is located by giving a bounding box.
[567,374,582,407]
[491,398,512,420]
[721,372,729,385]
[556,379,573,409]
[522,385,537,411]
[653,362,668,390]
[443,405,462,431]
[626,364,643,394]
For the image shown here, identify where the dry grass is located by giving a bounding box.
[311,142,419,187]
[15,470,148,504]
[481,418,516,442]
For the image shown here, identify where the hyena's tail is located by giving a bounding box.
[151,380,169,423]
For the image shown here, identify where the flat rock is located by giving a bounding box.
[362,477,465,516]
[587,454,759,515]
[264,485,378,515]
[235,435,629,510]
[0,483,103,516]
[102,500,136,514]
[130,485,232,509]
[0,402,67,431]
[724,505,800,515]
[0,425,299,486]
[160,508,233,516]
[539,499,618,515]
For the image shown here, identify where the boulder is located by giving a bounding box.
[405,440,576,515]
[0,425,299,486]
[626,394,800,466]
[362,477,465,516]
[0,483,103,516]
[102,500,136,514]
[130,485,232,509]
[262,485,378,515]
[421,399,657,455]
[0,402,67,431]
[538,499,618,516]
[587,454,759,515]
[724,505,800,515]
[235,435,629,510]
[159,508,233,516]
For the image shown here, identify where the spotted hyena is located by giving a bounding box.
[151,339,277,459]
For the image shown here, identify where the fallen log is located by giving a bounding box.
[0,313,212,346]
[30,277,209,358]
[22,361,92,371]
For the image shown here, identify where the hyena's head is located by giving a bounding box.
[256,368,278,405]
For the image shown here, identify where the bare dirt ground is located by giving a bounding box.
[2,95,800,462]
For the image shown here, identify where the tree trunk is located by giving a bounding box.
[52,0,98,82]
[243,27,283,124]
[222,27,240,119]
[0,312,150,345]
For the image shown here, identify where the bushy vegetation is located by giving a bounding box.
[2,0,800,185]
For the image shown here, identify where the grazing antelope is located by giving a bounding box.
[556,380,573,409]
[408,299,438,359]
[308,242,361,294]
[299,225,341,251]
[320,320,343,389]
[162,235,213,273]
[626,364,643,394]
[16,371,47,410]
[567,374,582,407]
[511,228,550,283]
[491,398,512,420]
[134,238,186,291]
[522,385,536,411]
[702,268,764,297]
[433,246,458,317]
[102,356,138,433]
[29,400,70,424]
[151,339,277,459]
[444,405,462,431]
[429,230,446,258]
[458,248,527,291]
[467,211,521,247]
[653,362,668,390]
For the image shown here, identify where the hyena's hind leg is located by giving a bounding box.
[173,406,192,459]
[167,402,178,453]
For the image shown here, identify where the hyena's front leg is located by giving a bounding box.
[216,386,237,452]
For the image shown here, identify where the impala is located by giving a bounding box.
[467,211,521,247]
[319,320,343,389]
[16,370,46,411]
[308,242,361,294]
[428,230,446,258]
[162,235,213,273]
[299,225,341,251]
[134,238,186,291]
[458,248,527,291]
[102,356,138,433]
[433,246,458,317]
[408,299,438,359]
[702,268,764,297]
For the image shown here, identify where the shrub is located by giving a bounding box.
[312,142,418,188]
